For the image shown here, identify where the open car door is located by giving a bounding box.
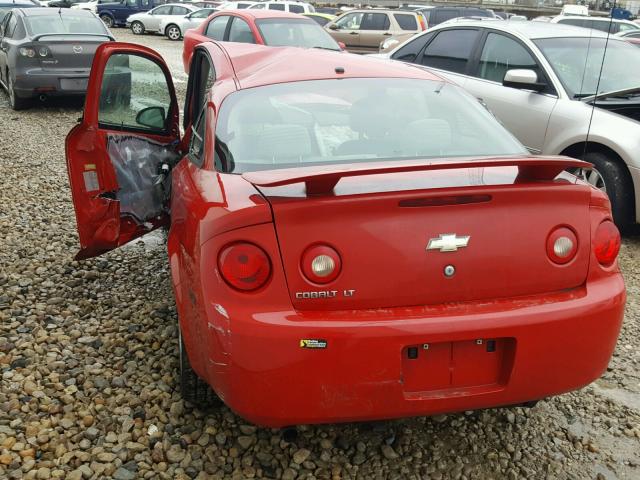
[66,42,181,260]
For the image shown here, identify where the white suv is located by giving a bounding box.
[247,1,314,14]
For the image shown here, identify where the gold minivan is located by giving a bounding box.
[325,9,425,53]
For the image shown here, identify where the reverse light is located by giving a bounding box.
[418,14,426,30]
[301,245,341,284]
[218,242,271,291]
[19,47,36,58]
[594,221,621,267]
[547,227,578,264]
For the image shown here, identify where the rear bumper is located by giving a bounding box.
[14,68,91,98]
[201,275,625,427]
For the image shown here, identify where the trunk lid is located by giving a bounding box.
[246,158,593,311]
[35,35,110,71]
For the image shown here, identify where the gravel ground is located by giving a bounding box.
[0,29,639,480]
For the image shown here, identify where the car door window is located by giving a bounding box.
[228,17,254,43]
[561,18,586,28]
[478,32,541,84]
[205,15,229,39]
[618,22,637,32]
[98,53,172,133]
[152,6,171,15]
[289,4,304,13]
[335,12,363,30]
[251,3,265,8]
[127,0,138,7]
[269,3,285,10]
[394,13,417,31]
[191,9,212,18]
[171,6,189,15]
[421,29,479,74]
[391,32,434,62]
[360,13,389,30]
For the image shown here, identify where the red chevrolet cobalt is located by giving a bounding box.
[66,41,625,427]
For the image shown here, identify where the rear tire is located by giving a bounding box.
[579,151,634,232]
[100,14,114,28]
[179,328,220,409]
[7,73,28,111]
[166,24,181,41]
[131,21,145,35]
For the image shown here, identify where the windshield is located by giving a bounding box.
[215,78,526,173]
[534,37,640,98]
[25,14,106,35]
[255,18,340,50]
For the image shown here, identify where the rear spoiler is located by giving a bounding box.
[32,33,115,41]
[242,157,592,195]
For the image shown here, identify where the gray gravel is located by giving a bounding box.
[0,29,639,480]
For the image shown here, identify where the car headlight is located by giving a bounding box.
[381,38,400,51]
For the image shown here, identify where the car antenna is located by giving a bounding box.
[582,0,615,163]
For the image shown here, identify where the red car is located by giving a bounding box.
[182,9,342,73]
[66,40,625,427]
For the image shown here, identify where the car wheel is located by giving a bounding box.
[100,14,114,28]
[579,151,635,232]
[131,21,145,35]
[179,328,220,408]
[7,73,28,111]
[166,24,181,41]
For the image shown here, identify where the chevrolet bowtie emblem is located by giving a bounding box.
[427,234,470,252]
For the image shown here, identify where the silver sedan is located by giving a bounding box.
[127,3,200,35]
[378,21,640,231]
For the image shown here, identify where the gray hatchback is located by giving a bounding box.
[0,8,114,109]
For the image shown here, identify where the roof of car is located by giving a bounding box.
[437,19,611,39]
[554,14,634,22]
[215,41,446,89]
[18,6,97,16]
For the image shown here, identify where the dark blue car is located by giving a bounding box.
[97,0,165,28]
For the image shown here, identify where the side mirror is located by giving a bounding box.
[136,106,166,130]
[338,41,346,50]
[329,24,339,30]
[503,69,546,92]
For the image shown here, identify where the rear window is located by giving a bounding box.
[465,8,492,17]
[432,9,459,25]
[394,13,417,30]
[256,17,339,50]
[24,14,105,35]
[215,78,525,173]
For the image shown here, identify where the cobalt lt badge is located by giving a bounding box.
[427,233,470,253]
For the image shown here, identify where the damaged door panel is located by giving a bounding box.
[66,42,181,260]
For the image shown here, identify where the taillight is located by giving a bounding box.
[418,14,426,30]
[594,221,620,267]
[546,227,578,264]
[218,242,271,291]
[301,244,341,284]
